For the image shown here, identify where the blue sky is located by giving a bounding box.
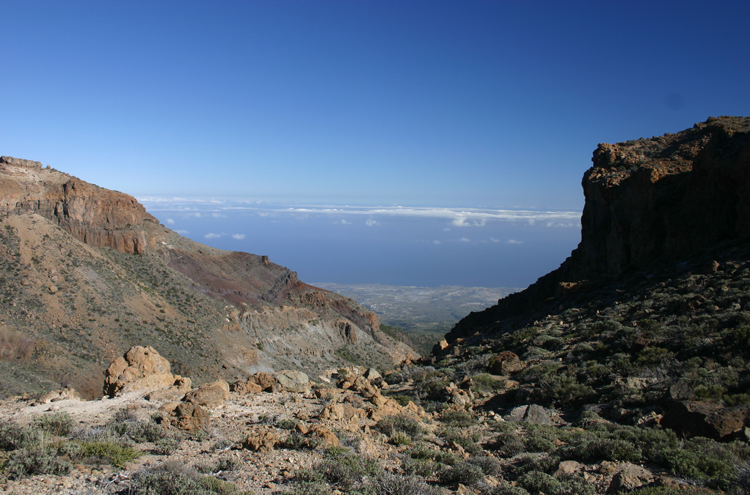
[2,1,749,287]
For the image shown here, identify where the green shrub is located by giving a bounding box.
[438,462,484,486]
[471,374,506,393]
[390,433,413,445]
[487,430,525,457]
[517,471,561,495]
[402,457,440,477]
[440,410,478,427]
[277,419,299,430]
[80,440,142,467]
[467,455,501,475]
[282,432,322,451]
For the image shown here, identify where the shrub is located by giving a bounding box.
[440,410,478,427]
[376,415,424,438]
[437,462,484,486]
[440,427,483,454]
[517,471,561,495]
[80,440,142,467]
[277,419,299,430]
[129,461,245,495]
[367,471,441,495]
[467,455,501,475]
[402,457,440,477]
[282,432,322,451]
[471,374,506,393]
[0,422,37,451]
[33,412,74,436]
[388,394,414,407]
[486,430,525,458]
[317,453,382,490]
[5,447,71,478]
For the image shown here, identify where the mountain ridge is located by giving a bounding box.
[0,156,415,399]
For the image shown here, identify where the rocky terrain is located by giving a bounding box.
[2,117,750,495]
[0,156,415,399]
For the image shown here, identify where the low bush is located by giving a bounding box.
[5,447,71,478]
[440,409,478,427]
[376,415,424,438]
[79,440,142,467]
[437,462,484,486]
[316,452,382,490]
[33,412,74,436]
[366,471,440,495]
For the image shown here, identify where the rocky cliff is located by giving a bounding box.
[0,156,156,254]
[448,116,750,339]
[0,157,414,398]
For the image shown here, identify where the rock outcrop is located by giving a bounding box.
[448,116,750,339]
[0,156,156,254]
[104,346,188,397]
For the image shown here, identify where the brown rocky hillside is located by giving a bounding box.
[0,156,415,399]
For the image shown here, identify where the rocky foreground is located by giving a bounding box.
[0,345,723,495]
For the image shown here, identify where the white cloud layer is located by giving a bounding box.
[232,234,246,240]
[140,199,581,228]
[278,205,580,227]
[205,233,222,239]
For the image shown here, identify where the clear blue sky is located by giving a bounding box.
[2,1,749,210]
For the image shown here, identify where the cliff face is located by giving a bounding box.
[0,157,414,398]
[0,156,156,254]
[572,116,750,278]
[448,116,750,340]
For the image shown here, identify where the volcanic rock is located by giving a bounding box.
[184,379,230,408]
[104,346,179,397]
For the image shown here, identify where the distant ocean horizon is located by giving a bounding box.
[140,198,581,288]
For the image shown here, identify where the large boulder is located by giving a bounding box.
[661,401,749,440]
[275,370,310,393]
[489,351,524,375]
[161,400,211,432]
[184,380,230,408]
[104,346,179,397]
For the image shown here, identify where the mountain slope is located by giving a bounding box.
[0,156,414,398]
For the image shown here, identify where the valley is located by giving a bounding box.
[1,117,750,494]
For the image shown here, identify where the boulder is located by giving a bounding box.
[554,460,583,478]
[352,376,378,398]
[506,404,551,425]
[184,380,230,408]
[363,368,382,382]
[606,463,654,494]
[230,378,262,395]
[275,370,310,393]
[243,427,280,453]
[145,376,192,402]
[103,346,177,397]
[250,372,276,392]
[307,425,340,448]
[489,351,524,375]
[661,401,749,440]
[161,401,210,432]
[320,403,360,422]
